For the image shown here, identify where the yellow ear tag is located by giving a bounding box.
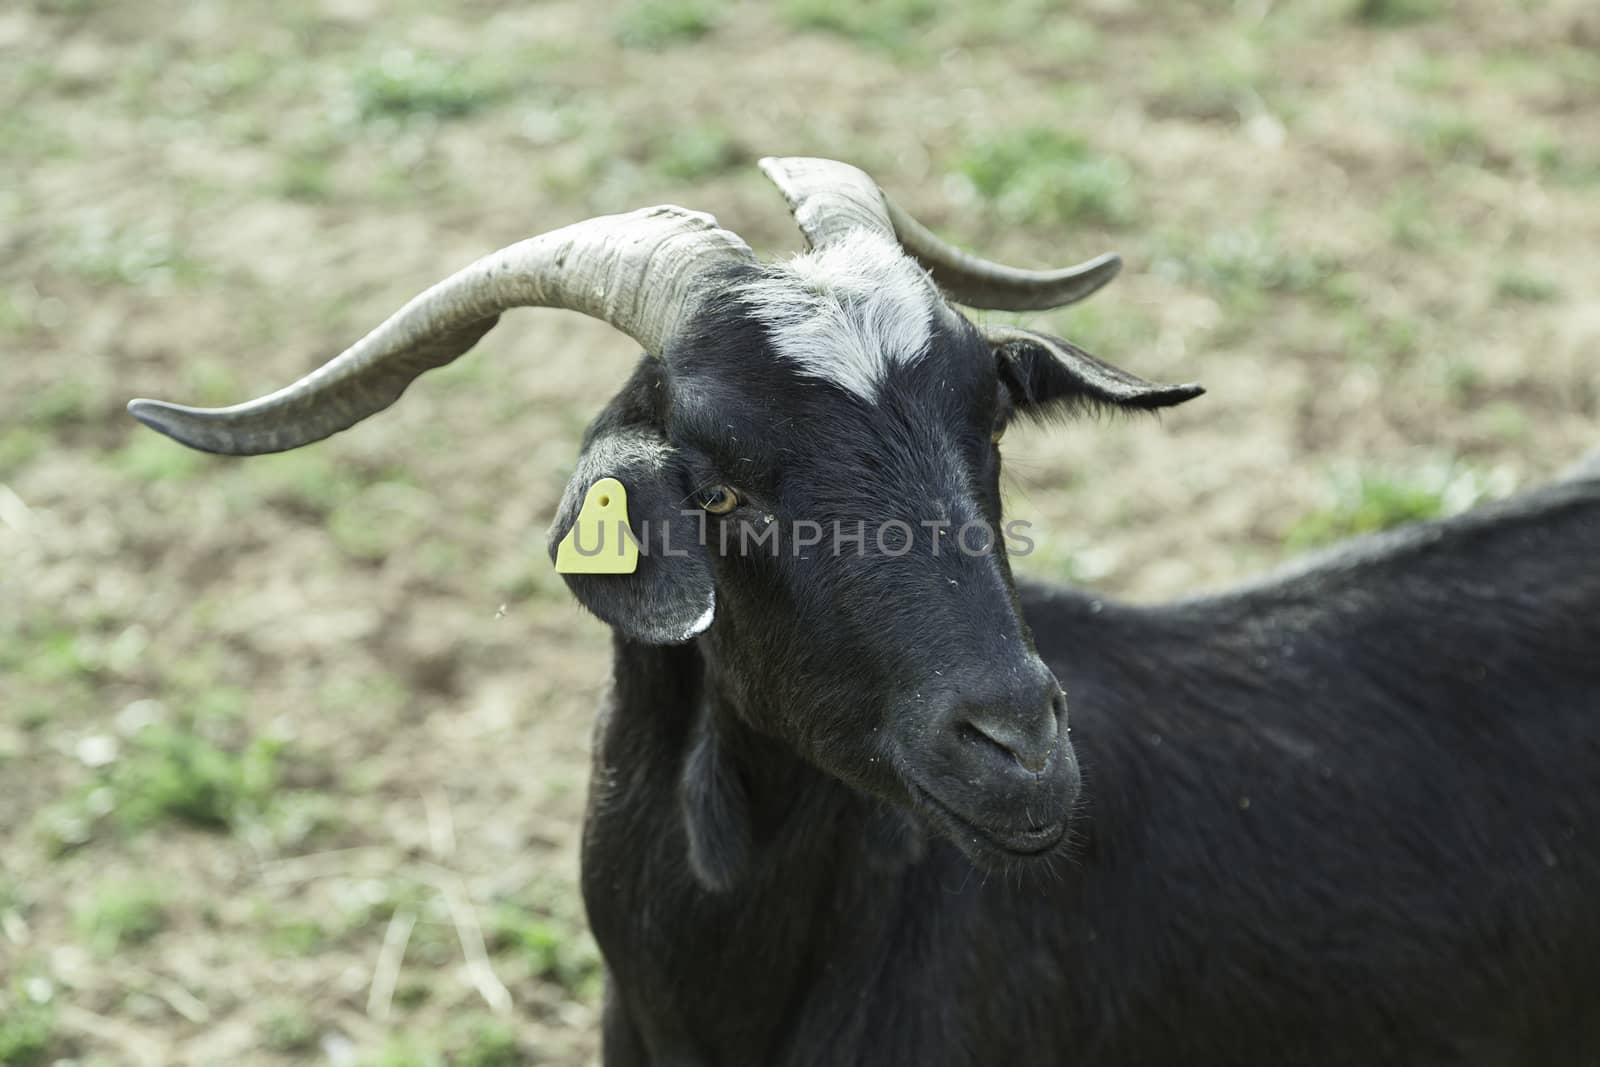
[555,477,639,575]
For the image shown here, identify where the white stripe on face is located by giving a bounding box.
[735,230,941,401]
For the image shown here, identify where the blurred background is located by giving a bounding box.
[1,0,1596,1062]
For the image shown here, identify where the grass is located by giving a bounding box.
[316,670,411,717]
[1030,302,1160,363]
[779,0,939,53]
[114,432,211,483]
[1008,531,1091,585]
[1493,268,1561,303]
[36,721,285,851]
[271,148,336,202]
[1530,140,1600,187]
[347,48,522,123]
[488,875,604,1000]
[0,614,151,695]
[1285,463,1513,550]
[1436,350,1485,401]
[353,1017,522,1067]
[184,48,282,106]
[942,1,1097,52]
[1350,0,1440,25]
[0,427,44,475]
[1480,402,1529,442]
[21,380,92,429]
[54,218,204,289]
[0,991,56,1066]
[0,625,102,686]
[257,790,344,852]
[1384,185,1457,251]
[1157,223,1333,310]
[74,882,168,955]
[614,0,724,48]
[957,128,1136,228]
[259,1003,319,1054]
[448,1018,523,1067]
[0,880,20,916]
[1395,54,1452,93]
[0,110,76,162]
[649,122,745,181]
[30,0,100,14]
[357,1042,440,1067]
[1405,111,1493,167]
[1340,308,1423,367]
[327,480,439,562]
[224,449,403,520]
[1146,41,1265,122]
[0,288,27,336]
[110,726,281,830]
[263,915,332,957]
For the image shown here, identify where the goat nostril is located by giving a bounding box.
[1013,750,1049,775]
[962,717,1053,775]
[1022,714,1056,773]
[956,721,1000,755]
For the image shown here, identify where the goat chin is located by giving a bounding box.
[905,782,1075,874]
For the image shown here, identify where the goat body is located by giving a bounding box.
[583,471,1600,1066]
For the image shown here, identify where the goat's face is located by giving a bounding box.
[550,233,1199,869]
[123,157,1200,877]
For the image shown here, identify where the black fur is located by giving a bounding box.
[558,276,1600,1065]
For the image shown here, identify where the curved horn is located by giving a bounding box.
[757,156,1120,312]
[127,205,755,456]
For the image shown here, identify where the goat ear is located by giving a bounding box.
[987,325,1204,414]
[547,422,715,646]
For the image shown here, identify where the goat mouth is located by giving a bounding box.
[908,781,1067,859]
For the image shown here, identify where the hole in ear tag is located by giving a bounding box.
[555,477,639,575]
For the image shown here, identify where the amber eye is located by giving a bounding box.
[700,485,740,515]
[991,422,1007,445]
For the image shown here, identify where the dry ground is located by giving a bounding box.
[2,0,1597,1063]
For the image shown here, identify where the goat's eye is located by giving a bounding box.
[699,485,740,515]
[991,421,1007,445]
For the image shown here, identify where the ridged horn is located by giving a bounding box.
[757,156,1121,312]
[127,205,756,456]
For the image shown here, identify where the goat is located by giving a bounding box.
[129,157,1600,1066]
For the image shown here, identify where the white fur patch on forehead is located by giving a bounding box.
[734,230,941,400]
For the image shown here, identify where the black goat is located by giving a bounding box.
[129,158,1600,1065]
